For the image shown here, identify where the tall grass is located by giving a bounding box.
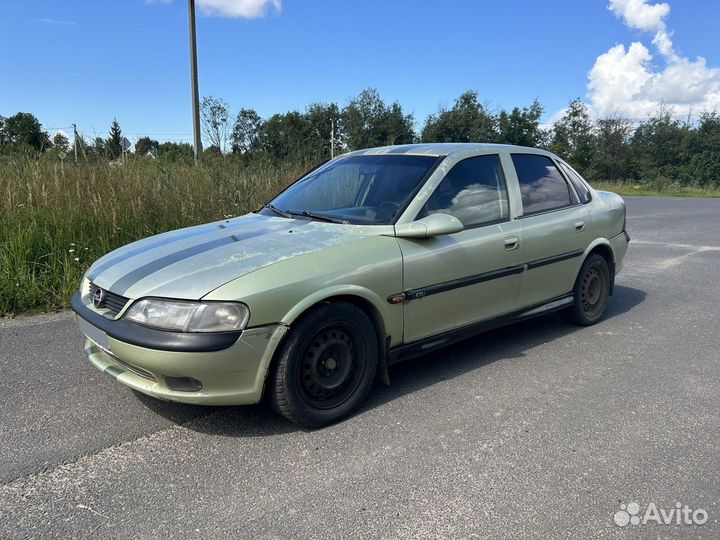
[0,155,309,315]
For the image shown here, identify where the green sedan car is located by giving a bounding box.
[72,143,629,427]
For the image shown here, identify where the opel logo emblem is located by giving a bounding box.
[92,287,106,309]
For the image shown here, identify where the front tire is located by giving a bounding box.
[268,302,378,428]
[561,253,610,326]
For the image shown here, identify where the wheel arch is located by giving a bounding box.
[275,286,394,385]
[281,286,387,328]
[582,239,616,294]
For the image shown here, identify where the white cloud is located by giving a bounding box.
[148,0,281,18]
[198,0,281,18]
[609,0,673,57]
[586,0,720,118]
[608,0,669,33]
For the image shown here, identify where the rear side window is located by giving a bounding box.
[511,154,574,215]
[558,161,592,204]
[420,155,509,228]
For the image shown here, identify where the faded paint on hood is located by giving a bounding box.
[88,213,379,300]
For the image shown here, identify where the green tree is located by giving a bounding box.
[382,102,416,146]
[135,137,160,156]
[106,119,123,159]
[497,100,544,148]
[157,142,195,163]
[201,96,231,153]
[52,132,70,153]
[421,91,497,143]
[341,88,415,150]
[91,137,106,156]
[305,102,341,158]
[203,145,223,158]
[630,107,691,183]
[257,111,313,162]
[687,112,720,187]
[549,99,595,173]
[591,117,633,181]
[2,112,50,151]
[231,108,263,154]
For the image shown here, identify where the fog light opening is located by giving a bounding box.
[164,376,203,392]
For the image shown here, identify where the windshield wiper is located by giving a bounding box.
[287,209,347,224]
[262,203,293,219]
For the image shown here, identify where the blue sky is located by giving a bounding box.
[1,0,719,144]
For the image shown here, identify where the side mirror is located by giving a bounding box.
[395,213,464,238]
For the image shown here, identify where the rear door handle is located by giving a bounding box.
[504,236,519,250]
[574,220,585,232]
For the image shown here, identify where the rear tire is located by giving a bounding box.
[268,302,378,428]
[561,253,610,326]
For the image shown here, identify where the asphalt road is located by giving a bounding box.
[1,196,719,539]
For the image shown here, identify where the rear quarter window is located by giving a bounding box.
[558,161,592,204]
[511,154,575,215]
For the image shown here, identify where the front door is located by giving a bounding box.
[398,154,523,344]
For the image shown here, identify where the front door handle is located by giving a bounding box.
[504,236,519,250]
[575,220,585,232]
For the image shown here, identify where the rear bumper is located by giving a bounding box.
[72,295,288,405]
[610,230,630,274]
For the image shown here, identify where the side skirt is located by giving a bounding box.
[387,294,574,365]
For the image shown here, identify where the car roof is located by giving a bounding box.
[345,142,555,158]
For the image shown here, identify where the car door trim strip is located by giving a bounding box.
[387,249,584,303]
[525,249,584,270]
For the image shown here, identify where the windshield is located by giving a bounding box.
[264,155,440,225]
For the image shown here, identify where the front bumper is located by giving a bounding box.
[71,293,288,405]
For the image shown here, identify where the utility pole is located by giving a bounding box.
[188,0,203,165]
[72,123,78,162]
[330,119,335,159]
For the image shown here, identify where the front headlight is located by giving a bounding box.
[124,298,250,332]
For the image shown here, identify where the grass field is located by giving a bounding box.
[0,156,307,315]
[1,156,718,316]
[593,181,720,198]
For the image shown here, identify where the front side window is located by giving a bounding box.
[267,155,439,225]
[418,155,509,228]
[512,154,574,215]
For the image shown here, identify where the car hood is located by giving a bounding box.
[88,213,376,300]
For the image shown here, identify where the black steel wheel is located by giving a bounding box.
[561,253,611,326]
[268,302,378,428]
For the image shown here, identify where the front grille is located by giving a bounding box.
[89,283,130,317]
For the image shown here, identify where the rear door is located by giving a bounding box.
[397,154,523,344]
[511,153,590,308]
